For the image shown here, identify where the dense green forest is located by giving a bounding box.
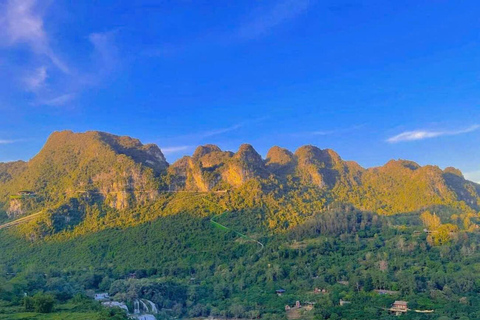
[1,203,480,319]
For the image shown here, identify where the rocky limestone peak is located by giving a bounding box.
[234,144,263,166]
[266,146,294,165]
[96,131,143,148]
[141,144,169,171]
[193,144,222,159]
[295,145,322,163]
[294,145,339,168]
[322,149,343,166]
[266,146,296,174]
[444,167,464,178]
[384,159,421,171]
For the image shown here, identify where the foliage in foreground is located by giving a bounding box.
[0,204,479,319]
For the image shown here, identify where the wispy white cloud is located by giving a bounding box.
[0,138,28,145]
[88,31,120,76]
[0,1,121,107]
[387,125,480,143]
[200,123,243,138]
[198,117,268,138]
[310,130,337,136]
[292,124,366,137]
[161,146,193,155]
[0,0,69,73]
[39,93,76,107]
[237,0,313,40]
[24,66,47,91]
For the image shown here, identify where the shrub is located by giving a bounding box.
[23,296,34,311]
[33,293,55,313]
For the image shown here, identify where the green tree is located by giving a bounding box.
[23,296,34,311]
[33,293,55,313]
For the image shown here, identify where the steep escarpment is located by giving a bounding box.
[0,131,168,212]
[1,130,480,240]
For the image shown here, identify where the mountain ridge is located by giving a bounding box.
[0,130,479,239]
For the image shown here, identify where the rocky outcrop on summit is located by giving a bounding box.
[222,144,267,187]
[265,146,296,175]
[294,146,351,188]
[167,145,233,191]
[0,131,168,211]
[168,144,268,190]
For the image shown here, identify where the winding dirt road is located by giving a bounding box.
[0,211,42,230]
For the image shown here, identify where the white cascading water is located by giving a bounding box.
[134,300,140,314]
[145,300,158,313]
[103,298,157,319]
[140,299,149,313]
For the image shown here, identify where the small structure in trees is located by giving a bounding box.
[94,293,109,301]
[276,289,286,296]
[314,287,328,294]
[339,299,351,306]
[390,301,408,315]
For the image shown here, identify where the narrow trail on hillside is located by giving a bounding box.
[210,212,265,251]
[202,197,265,251]
[0,211,42,230]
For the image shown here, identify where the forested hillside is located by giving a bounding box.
[1,131,480,319]
[0,130,479,239]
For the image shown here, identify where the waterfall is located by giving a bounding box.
[140,299,149,313]
[145,300,158,314]
[134,300,140,314]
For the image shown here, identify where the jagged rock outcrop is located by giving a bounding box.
[295,146,342,187]
[168,145,233,191]
[222,144,267,187]
[265,146,296,175]
[6,199,25,218]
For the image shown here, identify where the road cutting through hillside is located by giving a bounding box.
[0,211,42,230]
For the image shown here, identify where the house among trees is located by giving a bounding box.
[339,299,351,306]
[276,289,286,296]
[314,287,327,294]
[94,293,109,301]
[390,301,408,315]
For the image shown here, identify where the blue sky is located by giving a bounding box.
[1,0,480,181]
